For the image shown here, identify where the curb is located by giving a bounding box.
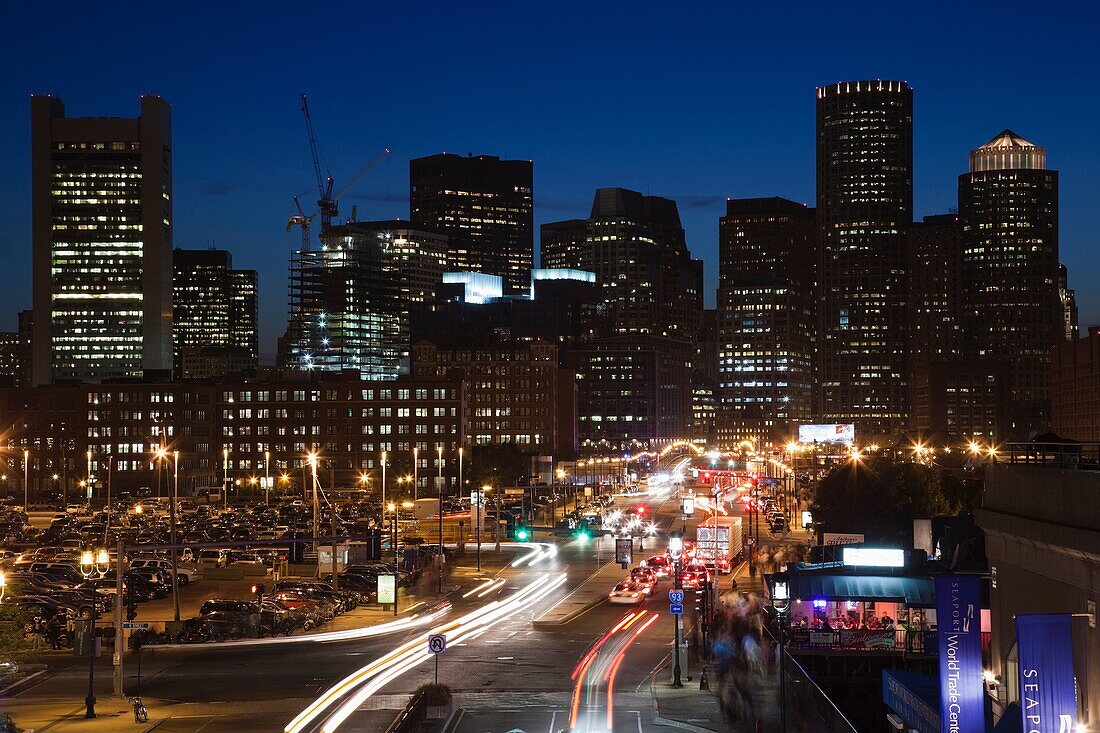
[142,720,168,733]
[649,670,721,733]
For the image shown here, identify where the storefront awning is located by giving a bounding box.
[787,574,936,606]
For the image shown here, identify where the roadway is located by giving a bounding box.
[6,474,782,733]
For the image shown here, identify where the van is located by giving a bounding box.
[198,549,228,568]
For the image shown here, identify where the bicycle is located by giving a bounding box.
[129,696,148,723]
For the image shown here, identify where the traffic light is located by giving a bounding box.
[514,525,529,542]
[251,583,265,603]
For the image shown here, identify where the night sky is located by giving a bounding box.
[3,3,1098,360]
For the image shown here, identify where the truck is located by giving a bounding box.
[695,516,744,574]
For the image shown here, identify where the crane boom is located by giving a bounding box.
[300,93,325,202]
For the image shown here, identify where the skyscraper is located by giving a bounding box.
[31,95,173,385]
[816,80,913,437]
[717,197,816,446]
[282,221,446,379]
[410,153,533,295]
[907,214,963,373]
[539,219,587,271]
[959,130,1065,433]
[172,248,258,377]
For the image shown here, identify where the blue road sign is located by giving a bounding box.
[670,603,684,615]
[669,590,684,603]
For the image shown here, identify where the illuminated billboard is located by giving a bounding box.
[798,423,855,444]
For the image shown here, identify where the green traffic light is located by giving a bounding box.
[577,530,589,542]
[516,528,529,541]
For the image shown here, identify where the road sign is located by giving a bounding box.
[428,633,446,654]
[669,590,685,603]
[122,622,150,630]
[670,603,684,615]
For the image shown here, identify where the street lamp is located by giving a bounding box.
[437,446,444,593]
[413,446,419,501]
[771,578,791,733]
[23,448,29,509]
[0,570,6,604]
[79,548,110,718]
[387,501,398,616]
[264,450,271,505]
[669,530,684,688]
[222,448,230,510]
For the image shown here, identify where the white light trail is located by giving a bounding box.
[285,572,569,733]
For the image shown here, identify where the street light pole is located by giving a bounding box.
[413,447,419,501]
[264,450,270,505]
[437,446,444,594]
[80,548,109,718]
[171,450,180,622]
[23,449,28,508]
[222,448,229,511]
[670,531,684,688]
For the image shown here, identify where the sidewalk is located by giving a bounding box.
[651,663,781,733]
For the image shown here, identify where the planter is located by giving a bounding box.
[425,701,453,720]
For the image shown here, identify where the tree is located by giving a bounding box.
[0,582,34,667]
[811,457,978,545]
[466,443,530,490]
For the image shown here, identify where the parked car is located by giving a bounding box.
[130,558,200,585]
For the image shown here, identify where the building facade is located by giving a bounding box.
[539,219,587,271]
[0,372,466,497]
[411,339,573,455]
[173,248,258,377]
[816,80,913,437]
[1051,328,1100,441]
[910,360,1006,442]
[31,95,173,385]
[567,335,694,450]
[717,197,816,447]
[282,221,447,379]
[959,130,1066,437]
[410,153,533,295]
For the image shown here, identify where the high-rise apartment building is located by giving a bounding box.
[410,153,533,295]
[717,198,816,447]
[173,248,258,377]
[1058,264,1079,343]
[282,221,446,379]
[816,80,913,437]
[959,130,1065,434]
[31,95,173,385]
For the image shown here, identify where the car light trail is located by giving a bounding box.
[285,572,568,733]
[568,608,659,731]
[151,604,453,650]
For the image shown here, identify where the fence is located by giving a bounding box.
[1006,442,1100,470]
[786,628,991,656]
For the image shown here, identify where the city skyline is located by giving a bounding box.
[2,4,1099,360]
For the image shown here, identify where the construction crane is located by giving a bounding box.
[286,148,390,250]
[286,91,389,250]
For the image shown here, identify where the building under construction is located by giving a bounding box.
[282,221,447,379]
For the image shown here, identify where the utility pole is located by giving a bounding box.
[264,450,270,505]
[171,451,180,621]
[113,538,125,697]
[437,446,444,594]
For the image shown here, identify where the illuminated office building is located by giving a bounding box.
[539,219,587,272]
[717,197,816,446]
[410,153,533,295]
[31,95,173,385]
[172,248,257,377]
[959,130,1068,434]
[282,221,446,379]
[816,80,913,436]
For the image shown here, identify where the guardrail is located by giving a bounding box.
[786,628,991,655]
[1006,442,1100,470]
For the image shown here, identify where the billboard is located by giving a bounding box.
[935,576,983,733]
[798,423,855,444]
[1016,614,1077,733]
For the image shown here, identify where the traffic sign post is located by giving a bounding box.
[428,633,446,685]
[669,589,684,604]
[670,603,684,615]
[121,622,150,630]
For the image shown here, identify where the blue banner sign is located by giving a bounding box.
[1016,614,1077,733]
[935,576,983,733]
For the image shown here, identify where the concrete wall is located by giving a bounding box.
[977,463,1099,722]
